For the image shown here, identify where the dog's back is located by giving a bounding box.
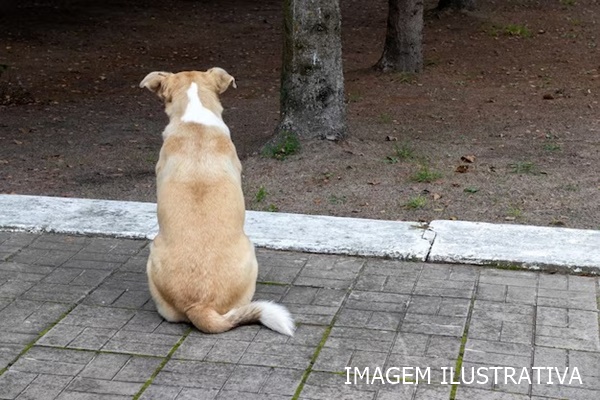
[141,68,294,336]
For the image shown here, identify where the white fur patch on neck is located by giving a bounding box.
[181,82,230,135]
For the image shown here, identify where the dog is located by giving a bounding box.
[140,68,294,336]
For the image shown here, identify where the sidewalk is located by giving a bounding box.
[0,195,599,399]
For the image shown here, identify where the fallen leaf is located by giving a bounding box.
[385,135,398,141]
[13,139,23,145]
[461,155,476,163]
[455,165,469,173]
[432,193,441,201]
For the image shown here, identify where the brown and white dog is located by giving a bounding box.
[140,68,294,336]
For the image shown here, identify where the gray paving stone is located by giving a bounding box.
[505,285,536,305]
[0,370,37,400]
[71,251,131,264]
[261,368,305,396]
[41,267,109,286]
[537,287,598,310]
[472,300,535,323]
[102,330,181,357]
[413,278,475,299]
[479,269,538,288]
[79,353,131,380]
[536,309,600,351]
[0,299,71,334]
[533,346,567,369]
[9,248,76,267]
[20,282,93,303]
[283,303,339,325]
[0,280,36,298]
[476,283,507,302]
[324,327,396,352]
[222,364,272,393]
[345,291,410,313]
[532,382,600,400]
[294,255,364,289]
[216,391,288,400]
[82,237,146,255]
[313,346,353,372]
[256,249,307,285]
[301,371,376,400]
[153,360,235,389]
[254,283,288,302]
[55,392,130,400]
[239,342,314,369]
[11,346,95,376]
[569,349,600,377]
[65,376,143,396]
[138,385,181,400]
[400,313,466,337]
[14,373,73,400]
[455,387,529,399]
[59,304,136,329]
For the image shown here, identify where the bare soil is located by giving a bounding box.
[1,0,598,229]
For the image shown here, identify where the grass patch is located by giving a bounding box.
[411,165,442,183]
[392,72,417,84]
[262,131,300,161]
[328,194,347,205]
[378,112,393,124]
[485,23,532,38]
[464,187,479,194]
[509,161,537,174]
[266,204,279,212]
[394,142,415,160]
[347,92,362,103]
[405,196,427,209]
[384,156,399,164]
[543,142,561,152]
[255,186,267,203]
[504,24,532,38]
[507,206,523,219]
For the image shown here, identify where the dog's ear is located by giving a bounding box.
[208,67,237,94]
[139,71,173,97]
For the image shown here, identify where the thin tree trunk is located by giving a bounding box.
[276,0,347,141]
[375,0,424,73]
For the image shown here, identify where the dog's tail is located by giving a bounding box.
[185,301,295,336]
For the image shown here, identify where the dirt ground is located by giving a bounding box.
[1,0,598,229]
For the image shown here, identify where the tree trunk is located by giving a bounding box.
[437,0,476,11]
[276,0,347,141]
[375,0,424,73]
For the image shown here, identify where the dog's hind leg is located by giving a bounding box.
[147,272,188,323]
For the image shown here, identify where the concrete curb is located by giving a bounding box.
[1,194,598,274]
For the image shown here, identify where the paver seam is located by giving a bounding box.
[291,258,369,400]
[448,270,481,400]
[132,327,193,400]
[379,259,424,397]
[0,304,76,377]
[528,272,541,397]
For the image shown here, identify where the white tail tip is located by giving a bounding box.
[256,301,295,336]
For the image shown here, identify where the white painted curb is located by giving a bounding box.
[429,220,600,273]
[0,195,432,261]
[1,194,599,273]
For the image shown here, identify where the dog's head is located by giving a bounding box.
[139,68,236,120]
